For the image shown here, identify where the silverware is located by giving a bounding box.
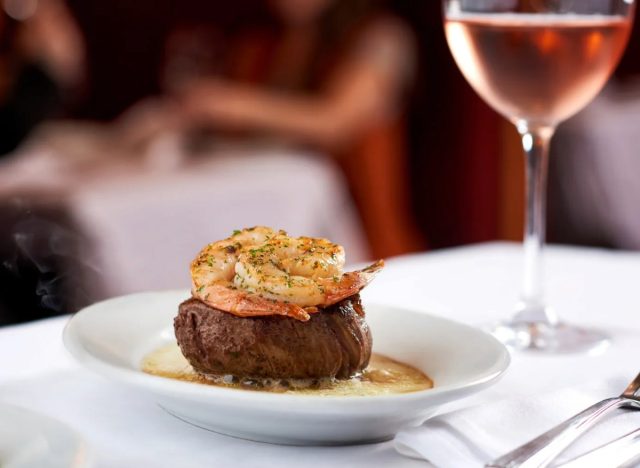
[559,427,640,468]
[486,372,640,468]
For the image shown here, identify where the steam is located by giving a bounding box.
[1,202,102,321]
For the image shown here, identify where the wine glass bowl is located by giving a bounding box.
[443,0,635,352]
[446,12,632,127]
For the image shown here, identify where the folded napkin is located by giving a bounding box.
[395,378,640,467]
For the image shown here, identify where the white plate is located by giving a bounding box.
[63,290,509,445]
[0,403,92,468]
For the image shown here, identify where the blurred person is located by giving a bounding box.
[0,0,85,156]
[123,0,425,259]
[184,0,425,259]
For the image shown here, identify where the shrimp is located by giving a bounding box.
[190,226,280,288]
[190,227,384,321]
[195,282,314,321]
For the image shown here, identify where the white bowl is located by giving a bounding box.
[63,290,509,445]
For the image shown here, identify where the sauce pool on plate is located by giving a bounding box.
[142,345,433,396]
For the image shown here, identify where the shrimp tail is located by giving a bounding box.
[321,260,385,306]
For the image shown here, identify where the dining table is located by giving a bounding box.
[1,242,639,467]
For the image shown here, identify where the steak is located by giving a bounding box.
[174,294,372,379]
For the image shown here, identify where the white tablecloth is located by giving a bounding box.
[1,243,639,467]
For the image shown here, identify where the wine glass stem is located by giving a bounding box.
[515,122,557,325]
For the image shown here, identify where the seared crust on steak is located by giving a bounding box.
[174,294,372,379]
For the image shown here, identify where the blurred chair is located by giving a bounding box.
[549,81,640,249]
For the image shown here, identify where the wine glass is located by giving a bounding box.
[443,0,635,352]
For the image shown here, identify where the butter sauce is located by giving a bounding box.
[142,344,433,396]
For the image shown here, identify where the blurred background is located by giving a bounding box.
[1,0,640,325]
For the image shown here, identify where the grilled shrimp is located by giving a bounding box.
[190,227,384,321]
[190,226,279,286]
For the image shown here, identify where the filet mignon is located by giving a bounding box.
[174,294,372,379]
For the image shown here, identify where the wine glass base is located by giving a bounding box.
[489,320,610,354]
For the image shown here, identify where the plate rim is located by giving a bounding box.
[63,290,510,406]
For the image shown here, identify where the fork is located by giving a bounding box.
[559,427,640,468]
[486,372,640,468]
